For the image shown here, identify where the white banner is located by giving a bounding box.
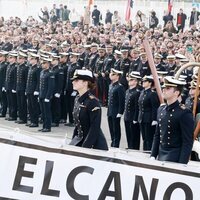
[0,130,199,200]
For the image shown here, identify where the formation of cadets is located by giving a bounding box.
[0,39,199,155]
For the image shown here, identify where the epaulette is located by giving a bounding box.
[136,89,140,92]
[92,107,100,112]
[180,104,186,110]
[89,94,96,99]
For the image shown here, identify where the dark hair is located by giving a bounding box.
[88,81,96,90]
[174,86,183,96]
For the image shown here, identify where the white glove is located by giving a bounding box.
[116,114,122,118]
[133,121,138,124]
[150,156,155,160]
[151,121,158,126]
[54,93,60,98]
[192,140,200,157]
[12,90,16,93]
[2,87,6,92]
[71,91,77,96]
[44,98,50,102]
[34,91,39,96]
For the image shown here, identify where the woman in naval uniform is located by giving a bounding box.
[69,69,108,150]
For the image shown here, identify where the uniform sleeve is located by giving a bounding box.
[151,124,160,158]
[35,68,41,92]
[133,91,140,121]
[179,110,194,164]
[117,86,125,115]
[151,106,163,158]
[151,92,159,121]
[82,99,102,148]
[46,73,55,99]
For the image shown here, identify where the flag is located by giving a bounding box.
[88,0,94,8]
[125,0,133,21]
[168,0,173,13]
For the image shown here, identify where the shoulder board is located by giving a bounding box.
[59,72,64,75]
[92,107,100,112]
[50,75,55,78]
[136,89,140,92]
[180,104,186,110]
[89,94,96,99]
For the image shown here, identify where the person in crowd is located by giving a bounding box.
[5,52,18,121]
[138,75,159,151]
[189,7,200,27]
[63,5,70,22]
[107,68,125,148]
[124,71,141,150]
[151,76,194,164]
[83,6,90,30]
[26,53,41,128]
[176,8,187,32]
[105,9,113,24]
[39,6,49,23]
[69,8,80,27]
[135,10,146,24]
[149,11,159,29]
[64,52,81,127]
[38,57,55,132]
[51,54,64,127]
[69,69,108,150]
[0,51,8,118]
[92,5,101,26]
[16,52,28,124]
[163,10,173,27]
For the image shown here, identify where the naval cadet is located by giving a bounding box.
[94,45,106,105]
[151,76,194,164]
[102,44,116,106]
[5,52,18,121]
[0,51,8,117]
[69,69,108,150]
[138,75,160,151]
[59,52,69,124]
[51,54,64,127]
[38,57,55,132]
[107,68,125,148]
[26,53,41,127]
[119,48,131,90]
[16,52,28,124]
[124,71,141,150]
[64,52,81,126]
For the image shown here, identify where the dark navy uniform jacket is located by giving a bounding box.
[151,101,194,164]
[94,56,105,76]
[52,65,64,94]
[5,63,17,91]
[26,64,41,94]
[119,58,131,88]
[16,63,28,91]
[39,69,55,100]
[65,62,80,92]
[113,59,121,71]
[88,52,99,71]
[0,61,8,89]
[70,91,108,150]
[77,52,86,68]
[138,88,159,123]
[129,58,141,73]
[107,81,125,117]
[103,54,116,75]
[124,87,140,121]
